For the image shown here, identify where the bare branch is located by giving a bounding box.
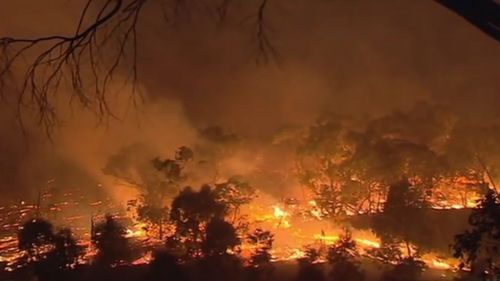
[0,0,277,135]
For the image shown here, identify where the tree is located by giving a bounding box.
[295,246,325,281]
[18,218,55,259]
[46,228,84,269]
[326,228,364,281]
[104,144,191,239]
[34,228,84,281]
[202,218,240,256]
[92,214,133,267]
[296,117,358,217]
[443,124,500,199]
[247,228,274,267]
[18,219,84,281]
[452,190,500,280]
[368,239,426,281]
[148,250,187,281]
[214,176,256,222]
[168,185,227,257]
[371,179,433,259]
[247,228,275,281]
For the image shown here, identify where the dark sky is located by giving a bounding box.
[0,0,498,199]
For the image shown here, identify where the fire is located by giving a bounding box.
[0,185,470,274]
[125,223,148,239]
[272,206,291,228]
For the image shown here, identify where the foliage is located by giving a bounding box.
[148,250,187,281]
[46,228,84,269]
[169,185,227,257]
[247,228,274,266]
[104,144,193,239]
[367,240,405,265]
[33,228,84,281]
[92,214,133,267]
[202,218,240,256]
[17,219,84,281]
[296,246,325,281]
[18,218,55,258]
[452,190,499,278]
[327,228,364,281]
[136,202,169,239]
[372,179,429,256]
[296,117,358,217]
[214,176,256,221]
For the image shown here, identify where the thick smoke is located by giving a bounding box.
[0,0,498,201]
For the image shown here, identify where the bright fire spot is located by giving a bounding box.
[273,206,291,228]
[125,223,148,238]
[273,206,287,218]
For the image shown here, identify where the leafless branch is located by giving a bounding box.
[0,0,145,134]
[0,0,275,135]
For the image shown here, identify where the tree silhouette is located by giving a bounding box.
[295,246,325,281]
[372,179,428,258]
[169,185,226,257]
[247,228,275,281]
[104,144,191,239]
[202,218,240,257]
[92,214,133,267]
[148,250,187,281]
[214,176,255,222]
[326,229,364,281]
[452,190,500,279]
[34,228,84,281]
[47,228,84,269]
[18,218,55,259]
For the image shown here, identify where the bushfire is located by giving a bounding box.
[0,184,472,273]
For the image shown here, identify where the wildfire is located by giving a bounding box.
[0,187,466,274]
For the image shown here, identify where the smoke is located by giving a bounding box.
[0,0,499,201]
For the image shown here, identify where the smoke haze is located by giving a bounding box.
[0,0,498,201]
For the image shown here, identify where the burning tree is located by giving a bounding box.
[104,144,192,239]
[296,117,359,217]
[441,125,500,206]
[247,228,274,267]
[246,228,275,281]
[214,176,256,222]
